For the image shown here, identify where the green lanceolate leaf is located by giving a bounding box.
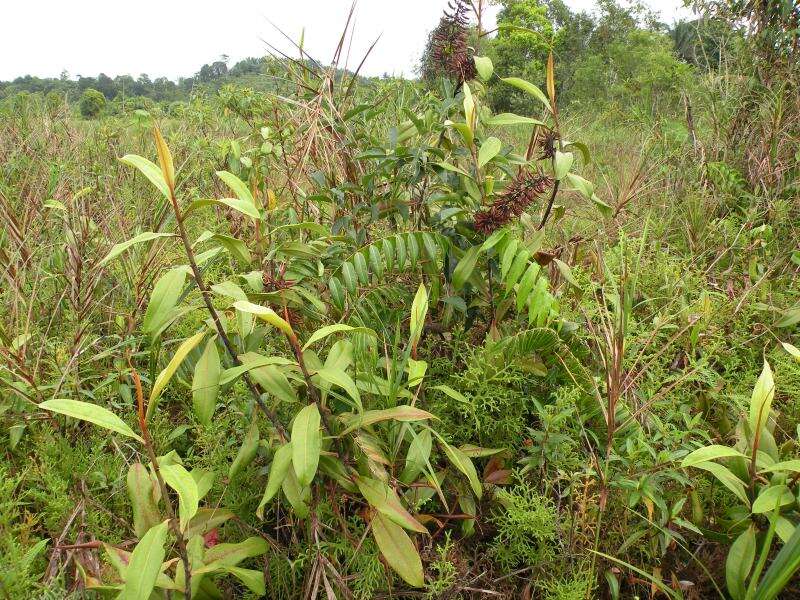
[500,77,551,111]
[781,342,800,361]
[749,360,775,435]
[474,56,493,80]
[754,520,800,599]
[440,440,482,499]
[186,197,260,220]
[759,459,800,474]
[356,476,426,533]
[119,154,170,199]
[119,520,169,600]
[565,173,594,198]
[692,461,749,507]
[484,113,544,127]
[316,367,361,408]
[127,463,160,538]
[328,276,345,311]
[220,567,265,596]
[232,301,294,336]
[553,150,574,180]
[256,442,293,519]
[401,428,432,484]
[216,170,256,208]
[342,406,435,434]
[187,508,235,539]
[591,193,613,217]
[229,420,260,479]
[371,512,425,587]
[98,232,174,267]
[302,324,376,351]
[248,363,297,404]
[143,268,186,336]
[681,445,750,468]
[726,525,756,600]
[40,399,143,442]
[409,283,428,351]
[159,463,199,532]
[153,126,175,191]
[147,330,206,420]
[752,485,795,514]
[478,136,502,168]
[282,468,310,518]
[452,246,480,292]
[201,537,269,570]
[291,403,322,488]
[192,338,221,427]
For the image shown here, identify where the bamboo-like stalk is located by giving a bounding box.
[129,364,192,600]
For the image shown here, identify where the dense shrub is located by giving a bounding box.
[78,87,105,118]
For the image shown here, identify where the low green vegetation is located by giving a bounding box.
[1,0,799,598]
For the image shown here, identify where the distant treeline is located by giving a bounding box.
[2,0,736,118]
[0,57,271,102]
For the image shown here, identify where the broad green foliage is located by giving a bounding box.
[79,87,106,118]
[2,1,800,598]
[489,0,554,112]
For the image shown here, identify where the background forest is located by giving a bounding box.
[2,0,800,598]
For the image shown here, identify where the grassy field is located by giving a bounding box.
[2,2,800,598]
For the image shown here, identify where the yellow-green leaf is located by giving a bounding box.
[192,339,221,427]
[484,113,544,127]
[749,360,775,435]
[153,126,175,192]
[478,137,502,168]
[159,463,199,532]
[221,567,265,596]
[316,367,361,407]
[119,154,170,199]
[546,51,556,106]
[127,463,160,538]
[452,246,480,292]
[752,485,795,514]
[98,232,174,267]
[256,442,293,519]
[342,405,435,434]
[474,56,493,81]
[229,420,259,480]
[726,525,755,600]
[782,342,800,362]
[186,197,260,220]
[232,301,293,336]
[553,150,574,180]
[693,461,749,507]
[40,399,142,442]
[302,324,376,351]
[282,468,310,518]
[441,440,482,499]
[681,445,749,468]
[201,537,269,570]
[119,521,169,600]
[501,77,551,112]
[147,330,206,420]
[292,403,321,488]
[357,476,426,533]
[143,268,185,336]
[409,283,428,350]
[216,171,255,206]
[371,512,424,587]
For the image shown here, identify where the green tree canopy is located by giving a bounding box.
[79,88,106,118]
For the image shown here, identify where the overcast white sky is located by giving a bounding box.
[1,1,693,81]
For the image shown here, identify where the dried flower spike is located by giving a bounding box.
[429,0,477,84]
[474,172,553,234]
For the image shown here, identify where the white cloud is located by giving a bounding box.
[1,0,693,81]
